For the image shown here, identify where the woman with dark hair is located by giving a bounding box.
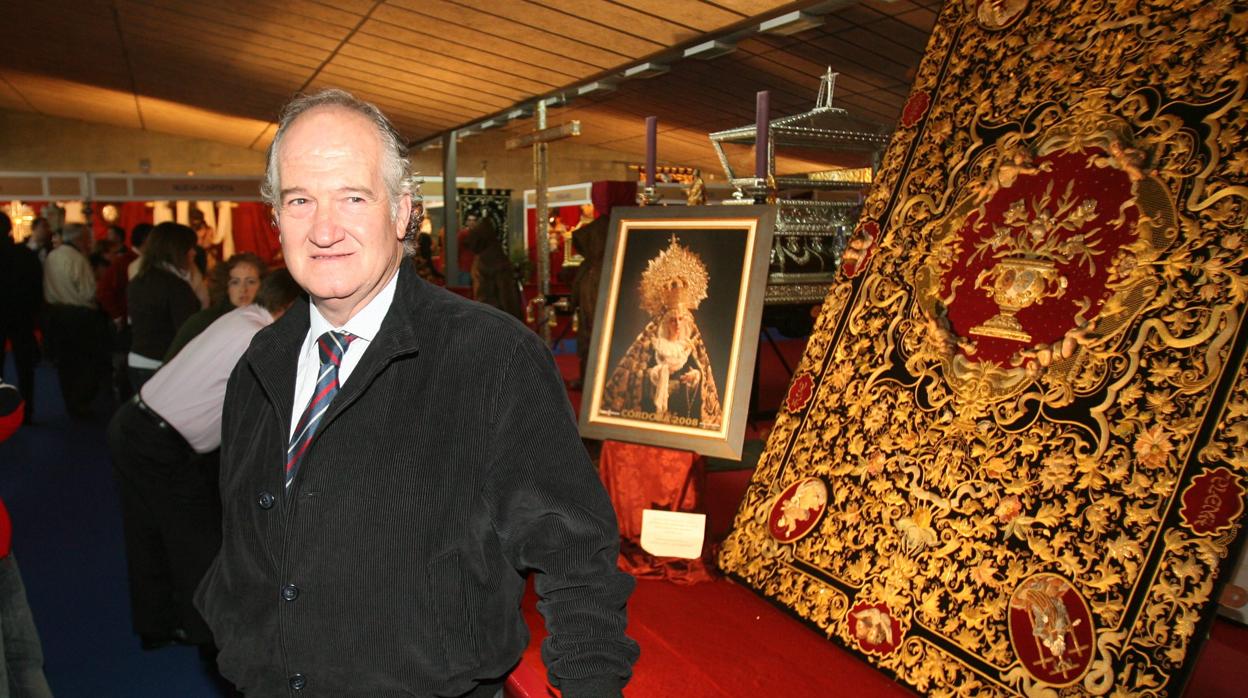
[164,253,267,360]
[126,222,202,391]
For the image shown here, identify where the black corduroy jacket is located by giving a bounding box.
[195,266,638,697]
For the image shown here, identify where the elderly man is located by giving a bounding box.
[43,222,108,418]
[196,90,638,697]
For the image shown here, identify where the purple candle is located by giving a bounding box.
[645,116,657,188]
[755,90,770,181]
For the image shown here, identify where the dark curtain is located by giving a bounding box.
[591,180,638,218]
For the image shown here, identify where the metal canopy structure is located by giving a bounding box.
[709,70,891,149]
[706,69,886,304]
[709,68,891,193]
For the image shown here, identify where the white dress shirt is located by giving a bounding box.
[289,269,399,439]
[43,245,96,307]
[141,303,275,453]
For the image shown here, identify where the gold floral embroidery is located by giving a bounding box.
[719,1,1248,694]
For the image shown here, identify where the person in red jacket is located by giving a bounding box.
[0,380,53,697]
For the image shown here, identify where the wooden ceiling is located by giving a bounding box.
[0,0,939,175]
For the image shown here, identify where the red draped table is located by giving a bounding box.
[597,439,713,584]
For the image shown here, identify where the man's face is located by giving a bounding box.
[276,107,410,324]
[31,221,50,244]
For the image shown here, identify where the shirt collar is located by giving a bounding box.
[307,267,400,343]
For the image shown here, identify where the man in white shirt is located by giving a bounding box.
[107,269,300,656]
[43,223,95,308]
[42,223,109,418]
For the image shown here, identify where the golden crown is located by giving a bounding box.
[639,235,709,317]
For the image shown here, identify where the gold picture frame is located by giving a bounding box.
[579,205,776,459]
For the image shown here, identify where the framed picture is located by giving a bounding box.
[579,205,776,459]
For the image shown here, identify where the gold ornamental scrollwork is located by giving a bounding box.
[719,1,1248,696]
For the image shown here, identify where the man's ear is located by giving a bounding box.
[395,194,413,241]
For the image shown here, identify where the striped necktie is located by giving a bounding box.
[286,330,356,490]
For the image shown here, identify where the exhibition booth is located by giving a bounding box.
[0,171,280,263]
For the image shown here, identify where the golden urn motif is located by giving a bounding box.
[972,257,1066,342]
[967,178,1104,343]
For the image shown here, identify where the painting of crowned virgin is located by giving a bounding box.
[580,206,774,459]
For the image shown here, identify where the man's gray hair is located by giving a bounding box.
[60,222,88,247]
[261,88,422,256]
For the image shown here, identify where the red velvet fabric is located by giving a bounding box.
[230,203,282,267]
[508,571,1248,697]
[590,181,637,219]
[942,150,1137,364]
[511,577,919,698]
[598,440,713,584]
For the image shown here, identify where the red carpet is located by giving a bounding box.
[513,578,917,698]
[509,576,1248,697]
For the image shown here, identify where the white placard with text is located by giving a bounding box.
[639,509,706,559]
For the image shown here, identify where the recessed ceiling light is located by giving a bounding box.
[683,40,736,59]
[577,81,617,96]
[759,11,824,36]
[622,62,670,79]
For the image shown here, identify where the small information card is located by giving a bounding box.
[640,509,706,559]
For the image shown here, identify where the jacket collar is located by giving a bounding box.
[246,263,428,421]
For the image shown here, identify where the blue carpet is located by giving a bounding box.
[0,355,228,697]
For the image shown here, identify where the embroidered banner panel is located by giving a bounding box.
[719,1,1248,695]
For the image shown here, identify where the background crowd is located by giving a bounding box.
[0,203,546,694]
[0,210,311,692]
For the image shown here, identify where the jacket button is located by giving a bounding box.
[257,491,275,509]
[281,584,299,601]
[288,673,306,690]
